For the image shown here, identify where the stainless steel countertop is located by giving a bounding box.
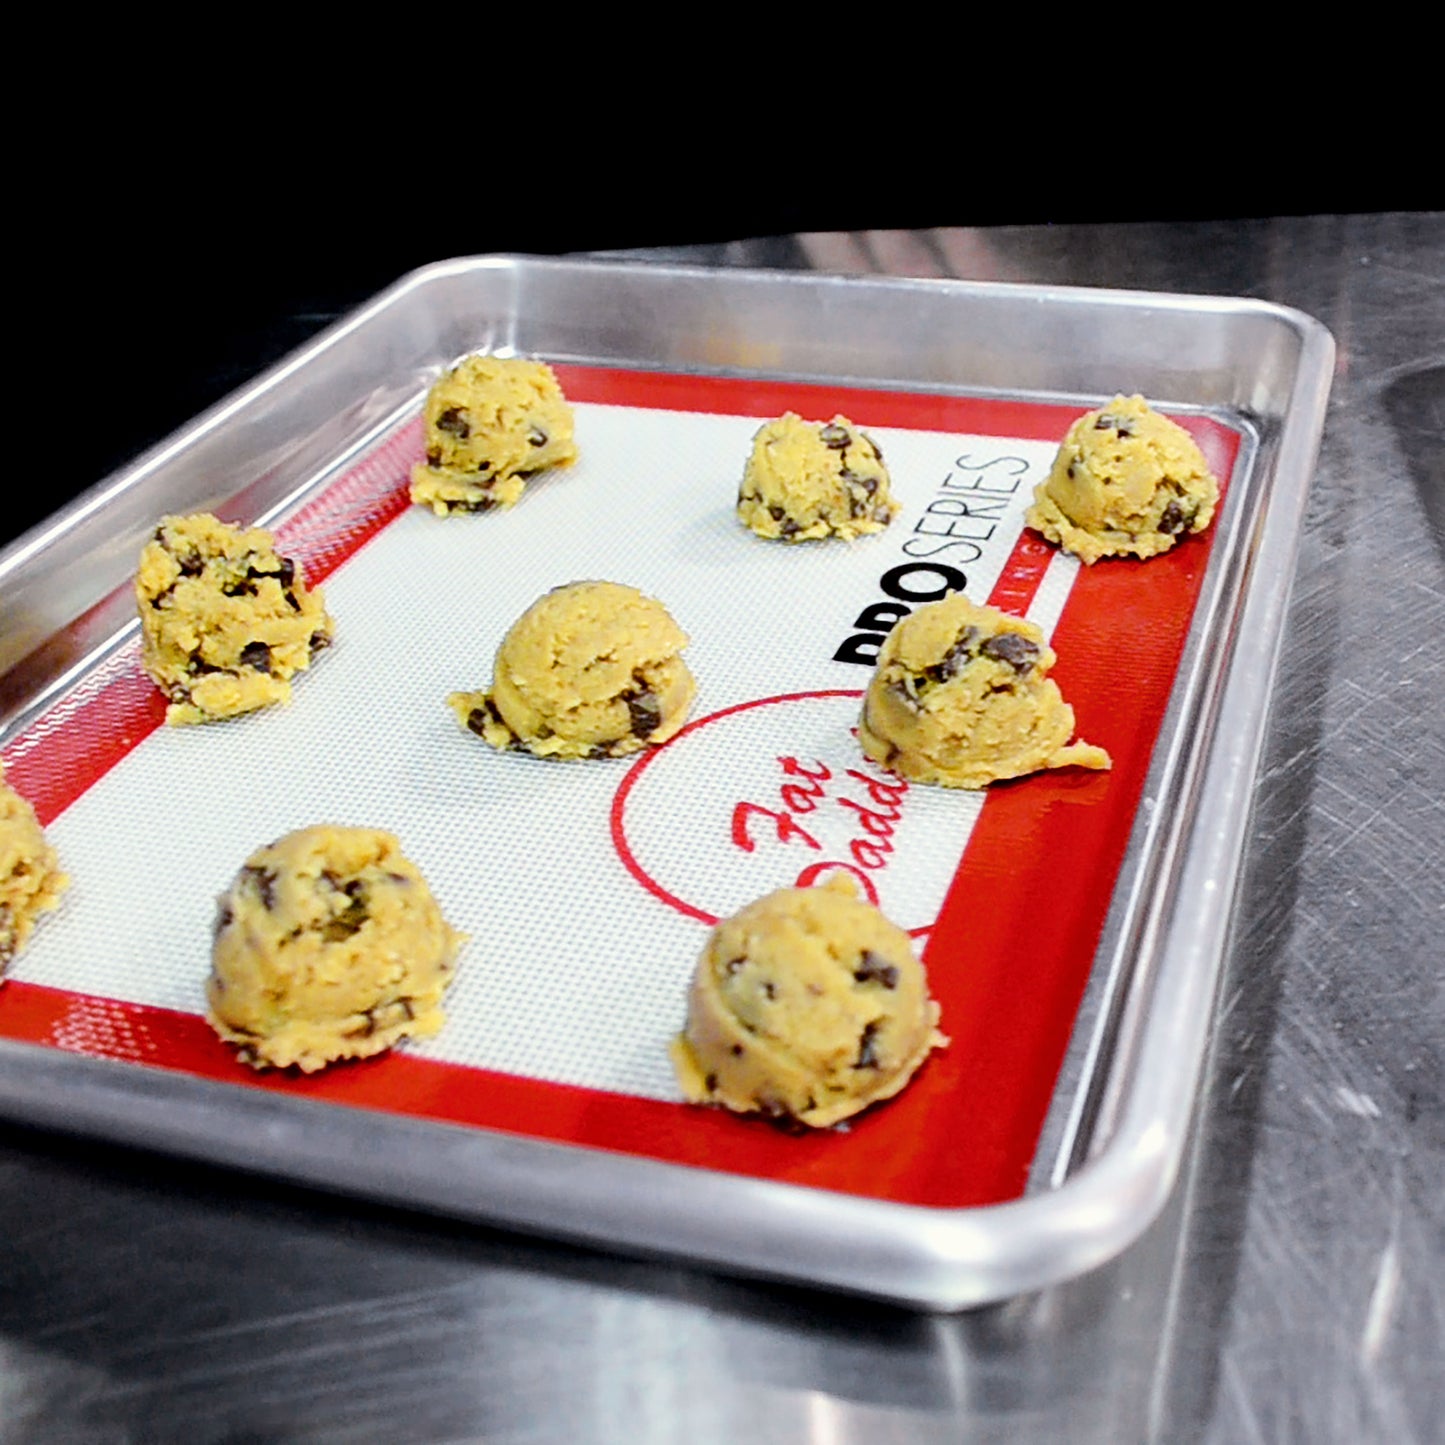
[2,213,1440,1444]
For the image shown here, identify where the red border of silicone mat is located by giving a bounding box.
[0,369,1240,1208]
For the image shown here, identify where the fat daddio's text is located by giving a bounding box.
[730,751,910,903]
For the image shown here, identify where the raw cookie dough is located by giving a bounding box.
[207,825,465,1072]
[410,354,579,515]
[737,412,897,542]
[449,580,695,760]
[858,593,1111,789]
[670,874,946,1128]
[136,513,334,726]
[1026,394,1219,564]
[1,762,68,974]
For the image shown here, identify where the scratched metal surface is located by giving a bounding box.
[1,213,1440,1444]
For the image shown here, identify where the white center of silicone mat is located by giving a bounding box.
[14,403,1070,1101]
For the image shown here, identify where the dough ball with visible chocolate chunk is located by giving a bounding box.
[1,761,68,974]
[410,354,578,516]
[858,593,1111,789]
[670,874,946,1128]
[207,825,465,1073]
[448,581,694,760]
[1026,394,1219,563]
[136,513,334,726]
[737,412,897,542]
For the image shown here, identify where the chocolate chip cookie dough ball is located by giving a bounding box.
[449,581,695,760]
[207,826,465,1072]
[858,593,1111,789]
[136,514,334,726]
[1,762,68,974]
[738,413,897,542]
[410,354,579,515]
[1026,394,1219,564]
[670,874,946,1128]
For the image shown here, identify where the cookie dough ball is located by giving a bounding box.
[1026,394,1219,564]
[1,763,68,974]
[410,355,578,516]
[670,874,946,1128]
[738,413,897,542]
[858,593,1111,789]
[449,581,695,760]
[207,826,465,1072]
[136,513,334,726]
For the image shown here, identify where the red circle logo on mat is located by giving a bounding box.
[611,690,984,936]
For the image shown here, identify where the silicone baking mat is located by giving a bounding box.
[0,366,1240,1209]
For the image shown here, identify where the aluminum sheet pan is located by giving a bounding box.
[0,257,1334,1309]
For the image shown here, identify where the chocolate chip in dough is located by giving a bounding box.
[980,632,1039,674]
[623,678,662,740]
[435,407,470,438]
[239,641,272,673]
[1158,500,1193,535]
[448,494,498,514]
[937,627,982,681]
[854,1020,882,1069]
[853,951,900,989]
[242,865,278,910]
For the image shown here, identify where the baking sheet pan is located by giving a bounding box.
[0,258,1334,1307]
